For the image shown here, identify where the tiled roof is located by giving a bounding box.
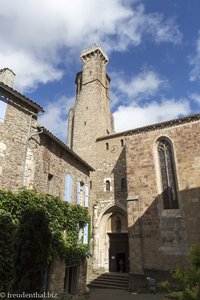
[0,82,44,112]
[96,113,200,141]
[39,126,94,172]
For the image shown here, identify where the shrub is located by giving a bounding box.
[0,209,15,292]
[173,245,200,300]
[11,209,51,293]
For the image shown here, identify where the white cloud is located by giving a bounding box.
[111,70,165,104]
[189,32,200,82]
[38,96,74,142]
[0,50,63,92]
[113,99,190,132]
[0,0,182,92]
[190,93,200,104]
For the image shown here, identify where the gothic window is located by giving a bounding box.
[106,143,109,150]
[158,138,179,209]
[120,139,124,147]
[106,180,110,192]
[121,178,126,191]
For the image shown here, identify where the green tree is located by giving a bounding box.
[11,209,51,293]
[173,245,200,300]
[0,209,15,292]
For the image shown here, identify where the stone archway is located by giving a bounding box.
[93,205,129,273]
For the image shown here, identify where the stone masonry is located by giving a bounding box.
[0,77,93,294]
[68,45,200,290]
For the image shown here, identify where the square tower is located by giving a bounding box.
[68,45,115,168]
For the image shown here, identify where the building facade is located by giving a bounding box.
[68,45,200,289]
[1,45,200,291]
[0,68,93,294]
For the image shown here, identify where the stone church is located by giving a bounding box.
[67,45,200,288]
[0,44,200,292]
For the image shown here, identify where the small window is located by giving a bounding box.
[121,178,126,191]
[47,173,53,194]
[106,143,109,150]
[120,139,124,147]
[106,180,110,192]
[77,181,84,205]
[0,97,8,123]
[64,174,73,202]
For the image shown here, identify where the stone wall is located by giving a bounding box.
[126,120,200,277]
[89,134,128,272]
[0,91,38,191]
[29,132,90,202]
[0,88,91,295]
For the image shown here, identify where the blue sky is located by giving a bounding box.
[1,0,200,141]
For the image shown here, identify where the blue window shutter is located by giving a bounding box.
[83,223,88,245]
[64,174,72,202]
[85,185,89,208]
[77,181,81,204]
[0,97,7,122]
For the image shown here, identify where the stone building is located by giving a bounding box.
[1,44,200,292]
[68,45,200,289]
[0,68,93,294]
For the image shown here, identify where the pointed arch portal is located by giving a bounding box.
[94,205,129,273]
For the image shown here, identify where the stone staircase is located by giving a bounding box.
[87,272,129,290]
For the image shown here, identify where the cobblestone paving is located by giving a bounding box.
[82,288,166,300]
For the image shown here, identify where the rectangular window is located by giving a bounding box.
[83,223,89,245]
[85,185,89,208]
[47,173,53,194]
[64,174,73,202]
[77,181,81,204]
[0,97,8,123]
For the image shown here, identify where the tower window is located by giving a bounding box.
[158,138,179,209]
[106,143,109,150]
[120,139,124,147]
[106,180,110,192]
[121,178,126,191]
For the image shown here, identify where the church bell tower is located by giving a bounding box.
[67,45,115,168]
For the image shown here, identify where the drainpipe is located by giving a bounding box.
[22,112,44,187]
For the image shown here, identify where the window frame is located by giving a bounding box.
[157,137,179,210]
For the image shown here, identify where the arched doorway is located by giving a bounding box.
[94,205,129,273]
[107,212,129,272]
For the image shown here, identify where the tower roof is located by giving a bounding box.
[81,44,109,63]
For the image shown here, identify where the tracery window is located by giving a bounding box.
[158,138,179,209]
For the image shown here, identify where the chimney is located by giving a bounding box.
[0,68,15,88]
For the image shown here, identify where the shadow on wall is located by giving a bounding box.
[112,146,127,206]
[127,186,200,282]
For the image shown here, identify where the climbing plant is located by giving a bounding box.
[11,209,51,293]
[0,209,15,292]
[0,188,90,267]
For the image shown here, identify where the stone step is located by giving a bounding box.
[88,283,127,290]
[87,272,129,290]
[87,276,128,284]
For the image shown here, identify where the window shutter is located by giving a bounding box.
[85,185,89,208]
[64,174,72,202]
[0,97,7,122]
[83,223,88,245]
[77,181,81,204]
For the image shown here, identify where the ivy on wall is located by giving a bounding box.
[0,188,90,290]
[0,209,15,292]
